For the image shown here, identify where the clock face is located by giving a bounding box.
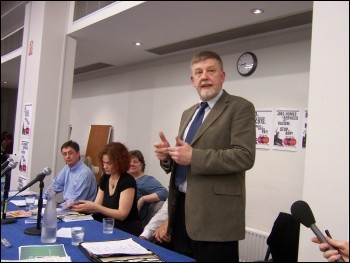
[237,52,257,77]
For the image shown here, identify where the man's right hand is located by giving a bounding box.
[154,131,171,161]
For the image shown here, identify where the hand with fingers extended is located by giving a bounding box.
[154,131,171,161]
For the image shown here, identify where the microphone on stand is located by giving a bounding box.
[1,157,14,170]
[21,167,52,236]
[1,161,17,178]
[291,200,345,262]
[1,167,52,207]
[1,162,17,225]
[18,167,52,194]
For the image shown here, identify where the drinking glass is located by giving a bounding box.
[71,226,85,246]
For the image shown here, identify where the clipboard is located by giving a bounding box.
[78,239,164,262]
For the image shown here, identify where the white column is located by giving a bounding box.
[11,1,76,192]
[299,2,349,261]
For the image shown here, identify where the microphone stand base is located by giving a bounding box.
[1,217,17,224]
[24,227,41,235]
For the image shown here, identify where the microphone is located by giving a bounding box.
[291,200,345,262]
[18,167,52,193]
[1,157,14,169]
[1,161,17,177]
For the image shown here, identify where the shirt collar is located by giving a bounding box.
[199,89,223,109]
[68,159,82,171]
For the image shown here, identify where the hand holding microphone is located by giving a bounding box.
[312,236,349,262]
[291,200,346,262]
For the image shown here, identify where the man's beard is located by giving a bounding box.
[199,88,218,101]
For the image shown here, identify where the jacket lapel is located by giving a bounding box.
[191,90,230,144]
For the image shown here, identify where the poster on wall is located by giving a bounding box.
[19,139,30,174]
[301,109,308,148]
[273,108,302,151]
[255,109,274,150]
[18,175,27,190]
[21,103,33,139]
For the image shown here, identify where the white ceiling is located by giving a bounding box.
[1,1,313,89]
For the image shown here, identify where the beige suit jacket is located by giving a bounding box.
[163,89,256,242]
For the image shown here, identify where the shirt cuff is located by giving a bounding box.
[140,229,153,239]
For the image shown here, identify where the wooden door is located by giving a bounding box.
[85,125,112,184]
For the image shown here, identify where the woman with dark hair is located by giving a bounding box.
[71,142,143,236]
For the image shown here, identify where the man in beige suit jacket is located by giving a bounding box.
[154,51,256,262]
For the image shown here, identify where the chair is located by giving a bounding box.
[84,155,93,170]
[142,200,165,227]
[263,212,300,262]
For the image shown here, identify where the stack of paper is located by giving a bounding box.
[79,238,164,261]
[80,238,152,255]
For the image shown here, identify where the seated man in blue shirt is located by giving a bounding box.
[50,140,97,205]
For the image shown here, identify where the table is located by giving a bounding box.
[1,199,196,262]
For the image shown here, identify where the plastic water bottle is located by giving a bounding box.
[41,187,57,243]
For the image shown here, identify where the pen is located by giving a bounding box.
[325,229,332,238]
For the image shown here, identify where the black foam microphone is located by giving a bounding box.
[1,161,17,177]
[1,157,14,170]
[18,167,52,193]
[291,200,345,262]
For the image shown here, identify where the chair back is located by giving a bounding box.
[142,200,165,227]
[266,212,300,262]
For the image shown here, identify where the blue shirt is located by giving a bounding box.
[136,175,168,219]
[50,160,97,201]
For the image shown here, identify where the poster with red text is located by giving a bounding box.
[19,139,30,174]
[21,103,33,139]
[255,109,274,150]
[301,109,308,149]
[273,109,302,151]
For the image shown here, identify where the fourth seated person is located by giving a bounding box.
[71,142,143,236]
[128,150,168,224]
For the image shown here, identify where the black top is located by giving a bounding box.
[93,172,143,236]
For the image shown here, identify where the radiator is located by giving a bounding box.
[239,227,269,262]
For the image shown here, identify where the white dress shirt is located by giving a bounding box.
[140,200,168,239]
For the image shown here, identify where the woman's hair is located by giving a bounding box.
[129,150,146,172]
[99,142,130,174]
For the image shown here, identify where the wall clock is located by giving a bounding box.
[237,52,258,77]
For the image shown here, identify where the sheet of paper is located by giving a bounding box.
[8,190,38,197]
[80,238,152,255]
[19,244,70,261]
[10,199,46,207]
[57,227,72,238]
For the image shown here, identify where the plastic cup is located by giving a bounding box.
[71,226,85,246]
[25,195,36,211]
[103,218,114,234]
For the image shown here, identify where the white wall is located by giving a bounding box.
[299,2,349,261]
[71,25,311,235]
